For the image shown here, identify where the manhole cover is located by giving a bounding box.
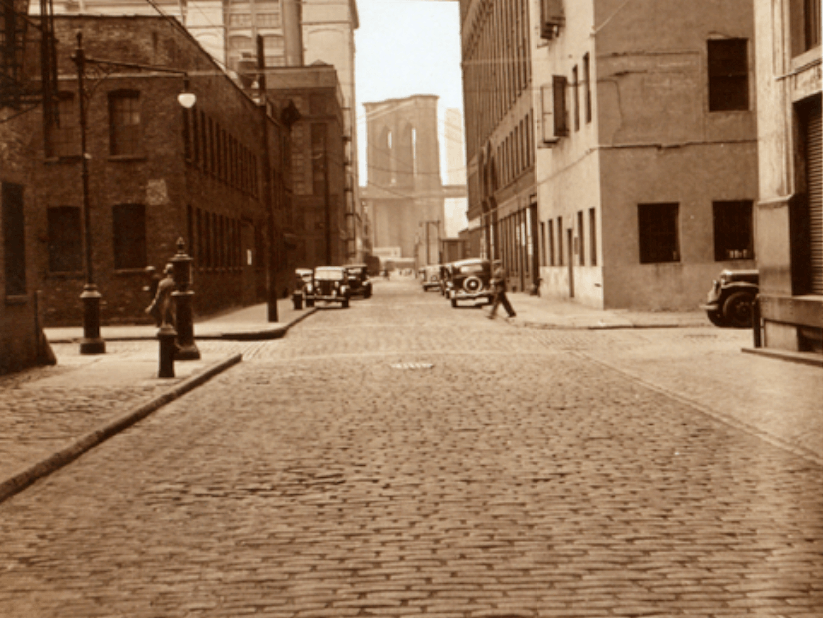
[390,362,434,370]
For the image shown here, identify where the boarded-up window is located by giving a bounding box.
[2,182,25,296]
[112,203,146,270]
[48,206,82,273]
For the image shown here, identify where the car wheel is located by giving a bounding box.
[305,298,315,308]
[342,297,350,308]
[450,297,458,308]
[706,310,727,327]
[364,288,372,299]
[723,291,755,328]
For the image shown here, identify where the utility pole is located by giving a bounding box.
[258,35,278,322]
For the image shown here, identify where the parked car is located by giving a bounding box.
[448,258,494,308]
[346,263,373,298]
[701,269,759,328]
[304,266,351,308]
[421,265,441,291]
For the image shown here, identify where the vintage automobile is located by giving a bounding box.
[421,265,441,291]
[346,263,373,298]
[701,269,759,328]
[304,266,351,308]
[448,258,493,308]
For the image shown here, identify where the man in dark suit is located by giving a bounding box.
[488,261,516,319]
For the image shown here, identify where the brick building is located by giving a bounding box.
[30,15,291,326]
[267,64,349,269]
[460,0,759,306]
[1,0,57,374]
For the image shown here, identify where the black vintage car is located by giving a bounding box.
[304,266,351,308]
[701,269,759,328]
[447,258,493,308]
[346,263,373,298]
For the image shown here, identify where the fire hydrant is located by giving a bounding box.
[157,322,178,378]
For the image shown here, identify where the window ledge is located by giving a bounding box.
[113,268,149,275]
[5,295,28,306]
[108,154,148,163]
[791,47,821,73]
[47,272,84,280]
[44,155,82,165]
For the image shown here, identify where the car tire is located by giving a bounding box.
[450,297,458,308]
[342,297,350,308]
[706,310,727,327]
[723,291,755,328]
[364,288,372,299]
[305,298,315,308]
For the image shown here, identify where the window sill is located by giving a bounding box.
[47,271,84,280]
[5,295,28,306]
[108,154,148,163]
[791,47,821,73]
[44,155,82,165]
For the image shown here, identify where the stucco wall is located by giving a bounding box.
[600,144,758,310]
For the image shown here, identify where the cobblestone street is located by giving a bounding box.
[0,278,821,617]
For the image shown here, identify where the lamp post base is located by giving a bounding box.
[79,284,105,355]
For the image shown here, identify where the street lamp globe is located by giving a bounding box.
[177,91,196,109]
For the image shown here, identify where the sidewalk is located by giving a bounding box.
[500,291,709,329]
[44,296,317,343]
[1,297,315,504]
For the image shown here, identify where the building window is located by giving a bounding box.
[47,206,82,273]
[557,216,563,266]
[583,53,592,123]
[2,182,26,296]
[112,203,146,270]
[548,219,555,266]
[713,200,754,260]
[577,210,585,265]
[803,0,822,51]
[553,75,569,137]
[311,123,327,196]
[46,93,79,158]
[589,207,597,266]
[540,221,547,266]
[108,90,141,156]
[572,65,580,132]
[638,203,680,264]
[707,39,749,112]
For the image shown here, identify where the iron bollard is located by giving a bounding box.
[157,323,178,378]
[171,238,200,361]
[292,290,303,310]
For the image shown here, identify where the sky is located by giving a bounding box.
[354,0,465,186]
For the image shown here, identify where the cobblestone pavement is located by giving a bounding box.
[0,278,821,617]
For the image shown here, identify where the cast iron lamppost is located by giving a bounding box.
[70,31,195,354]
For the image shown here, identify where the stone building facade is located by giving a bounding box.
[460,0,759,306]
[30,15,291,326]
[752,0,821,356]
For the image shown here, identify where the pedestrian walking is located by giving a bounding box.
[488,261,516,319]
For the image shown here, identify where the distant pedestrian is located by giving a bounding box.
[488,261,516,319]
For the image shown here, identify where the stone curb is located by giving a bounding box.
[44,307,319,344]
[0,353,242,505]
